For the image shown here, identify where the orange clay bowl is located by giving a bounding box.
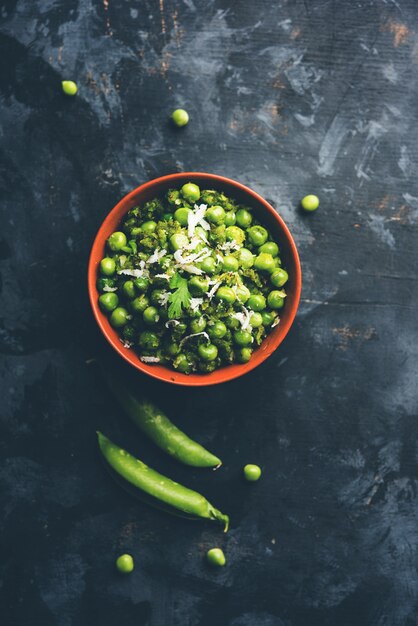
[88,173,301,386]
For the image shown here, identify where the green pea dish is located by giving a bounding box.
[96,183,289,374]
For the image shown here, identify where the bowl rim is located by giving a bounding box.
[88,172,302,386]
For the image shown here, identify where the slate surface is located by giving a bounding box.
[1,1,418,625]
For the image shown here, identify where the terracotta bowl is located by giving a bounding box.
[88,173,301,386]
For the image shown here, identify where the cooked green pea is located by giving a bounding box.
[174,207,192,226]
[238,248,254,268]
[143,306,160,324]
[61,80,77,96]
[208,320,227,339]
[173,353,191,373]
[100,257,116,276]
[250,312,263,327]
[235,285,251,303]
[97,277,117,292]
[171,108,189,127]
[170,232,189,251]
[206,205,225,224]
[131,294,150,313]
[110,307,129,328]
[243,464,262,481]
[259,241,279,257]
[225,226,245,244]
[141,220,157,233]
[107,231,127,251]
[261,310,276,326]
[301,194,319,212]
[190,317,207,333]
[254,252,275,273]
[222,255,239,272]
[236,208,252,228]
[138,331,160,350]
[198,343,218,361]
[149,289,165,306]
[116,554,134,574]
[133,277,149,292]
[247,225,268,246]
[206,548,226,567]
[99,292,119,312]
[233,330,253,346]
[189,276,209,296]
[226,317,240,330]
[166,341,180,357]
[181,183,200,203]
[237,347,252,363]
[199,256,216,275]
[271,268,288,287]
[215,286,236,304]
[247,294,266,311]
[122,280,136,299]
[267,291,285,309]
[224,211,236,226]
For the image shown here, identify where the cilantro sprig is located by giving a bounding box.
[168,272,191,319]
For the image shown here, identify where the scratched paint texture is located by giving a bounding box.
[1,0,418,624]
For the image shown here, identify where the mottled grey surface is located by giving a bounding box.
[1,1,418,625]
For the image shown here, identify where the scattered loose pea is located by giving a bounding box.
[301,194,319,212]
[100,257,116,276]
[116,553,134,574]
[206,548,226,567]
[171,108,189,127]
[108,231,127,252]
[181,182,200,203]
[243,464,262,481]
[99,292,119,312]
[61,80,78,96]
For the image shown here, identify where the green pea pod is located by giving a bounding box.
[104,374,221,468]
[97,432,229,531]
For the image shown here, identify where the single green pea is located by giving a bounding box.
[259,241,279,257]
[143,306,160,325]
[141,220,157,233]
[254,252,275,273]
[110,307,129,328]
[237,347,252,363]
[301,194,319,212]
[133,277,149,292]
[208,320,227,339]
[226,316,240,330]
[99,292,119,312]
[243,464,262,481]
[225,225,245,245]
[190,317,207,333]
[233,330,253,346]
[206,548,226,567]
[166,341,180,357]
[247,294,266,311]
[97,277,117,292]
[261,310,276,326]
[116,554,134,574]
[173,353,191,373]
[199,256,216,275]
[238,248,254,268]
[224,211,236,226]
[250,312,263,327]
[174,207,192,226]
[247,225,268,246]
[206,205,225,224]
[267,291,285,309]
[271,268,288,287]
[235,285,251,303]
[171,108,189,127]
[100,257,116,276]
[107,231,127,252]
[61,80,78,96]
[235,208,253,228]
[122,280,136,299]
[162,212,173,222]
[215,286,236,305]
[149,289,165,306]
[170,232,189,251]
[138,331,160,350]
[188,276,209,296]
[222,255,239,272]
[181,182,200,203]
[131,294,150,313]
[198,343,218,362]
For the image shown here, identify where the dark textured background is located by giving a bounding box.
[1,1,418,625]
